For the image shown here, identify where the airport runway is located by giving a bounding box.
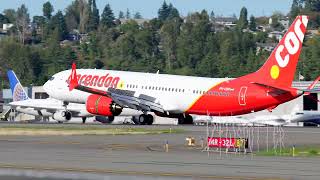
[0,124,319,180]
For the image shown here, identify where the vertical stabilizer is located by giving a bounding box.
[7,70,29,101]
[247,16,309,88]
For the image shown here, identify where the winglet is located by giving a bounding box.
[69,62,79,91]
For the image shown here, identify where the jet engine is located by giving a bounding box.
[52,110,72,122]
[86,95,122,116]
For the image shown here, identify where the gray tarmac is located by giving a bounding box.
[0,124,319,180]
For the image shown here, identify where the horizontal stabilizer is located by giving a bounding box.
[303,76,320,95]
[251,82,290,95]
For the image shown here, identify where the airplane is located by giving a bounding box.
[7,70,92,123]
[43,16,319,125]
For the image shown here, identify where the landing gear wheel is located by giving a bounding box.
[108,116,115,123]
[139,114,147,125]
[178,115,193,125]
[178,117,185,124]
[82,117,87,124]
[185,115,194,124]
[146,114,154,125]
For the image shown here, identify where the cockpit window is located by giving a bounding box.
[49,76,55,81]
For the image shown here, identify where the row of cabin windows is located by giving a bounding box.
[126,84,230,96]
[127,84,185,92]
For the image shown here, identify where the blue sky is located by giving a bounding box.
[0,0,293,18]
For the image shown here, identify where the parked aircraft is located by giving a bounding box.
[7,70,91,123]
[44,16,319,125]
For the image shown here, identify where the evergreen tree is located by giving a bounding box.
[43,1,54,19]
[119,11,124,19]
[158,1,170,21]
[167,4,180,20]
[249,15,256,31]
[88,0,99,31]
[210,11,215,22]
[101,4,115,28]
[50,10,67,41]
[237,7,248,29]
[0,14,9,26]
[126,8,131,19]
[65,0,80,32]
[290,0,301,22]
[134,12,142,19]
[3,9,16,23]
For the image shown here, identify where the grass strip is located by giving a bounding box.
[0,126,183,136]
[256,146,320,157]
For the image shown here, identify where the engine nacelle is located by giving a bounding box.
[52,110,72,122]
[86,95,122,116]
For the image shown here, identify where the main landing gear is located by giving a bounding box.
[82,117,87,124]
[178,114,194,125]
[137,114,154,125]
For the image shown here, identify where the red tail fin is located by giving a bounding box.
[247,16,308,87]
[69,63,79,91]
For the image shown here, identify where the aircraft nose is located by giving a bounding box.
[43,80,51,94]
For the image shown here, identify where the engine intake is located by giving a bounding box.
[86,95,122,116]
[52,110,72,122]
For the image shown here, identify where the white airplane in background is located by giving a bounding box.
[7,70,92,123]
[43,16,319,125]
[8,70,143,124]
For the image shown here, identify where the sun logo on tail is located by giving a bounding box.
[13,83,28,101]
[270,65,280,79]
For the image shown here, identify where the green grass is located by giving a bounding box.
[0,124,184,136]
[256,146,320,157]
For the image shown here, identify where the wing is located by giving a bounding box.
[69,63,164,113]
[9,99,90,117]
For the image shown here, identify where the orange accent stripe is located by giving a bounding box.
[185,80,226,112]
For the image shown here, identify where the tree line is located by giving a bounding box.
[0,0,319,87]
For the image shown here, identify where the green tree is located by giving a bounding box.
[65,0,80,32]
[160,18,181,70]
[101,4,115,28]
[3,9,16,23]
[290,0,301,22]
[210,11,215,22]
[16,4,30,44]
[237,7,248,29]
[158,1,170,21]
[119,11,124,19]
[0,14,9,26]
[43,1,54,19]
[79,0,90,33]
[305,0,320,12]
[88,0,99,31]
[134,12,142,19]
[33,16,46,27]
[50,11,67,41]
[167,4,180,20]
[126,8,131,19]
[249,15,256,31]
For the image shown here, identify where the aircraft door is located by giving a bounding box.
[238,86,247,106]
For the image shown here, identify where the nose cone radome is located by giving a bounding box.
[43,80,52,95]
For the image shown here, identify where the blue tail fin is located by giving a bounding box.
[7,70,29,101]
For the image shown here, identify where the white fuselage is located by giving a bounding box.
[44,69,228,113]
